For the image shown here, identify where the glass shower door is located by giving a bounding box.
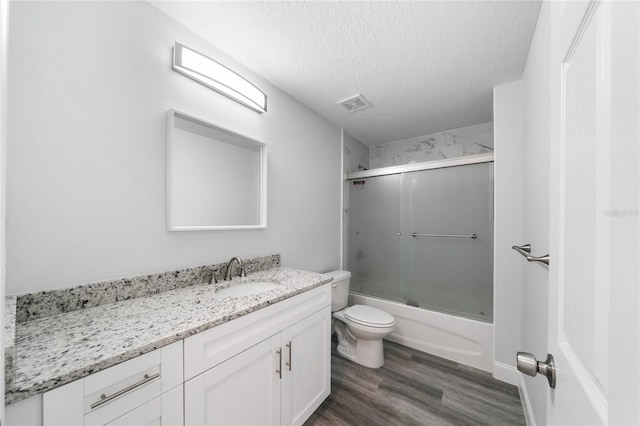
[347,174,404,302]
[404,162,494,321]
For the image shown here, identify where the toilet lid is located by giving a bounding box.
[344,305,395,327]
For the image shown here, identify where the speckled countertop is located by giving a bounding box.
[6,267,331,405]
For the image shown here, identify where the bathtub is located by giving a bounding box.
[349,293,494,372]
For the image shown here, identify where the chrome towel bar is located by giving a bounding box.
[512,244,550,265]
[411,233,478,239]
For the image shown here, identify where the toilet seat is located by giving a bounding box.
[344,305,395,328]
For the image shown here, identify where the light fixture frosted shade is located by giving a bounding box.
[172,42,267,113]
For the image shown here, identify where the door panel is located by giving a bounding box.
[549,0,640,424]
[404,162,494,321]
[184,335,281,426]
[281,307,331,426]
[347,174,403,301]
[560,0,608,416]
[553,1,609,423]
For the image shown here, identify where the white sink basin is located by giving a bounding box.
[215,281,280,298]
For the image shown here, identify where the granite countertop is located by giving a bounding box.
[6,267,331,404]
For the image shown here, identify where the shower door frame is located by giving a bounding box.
[346,153,494,180]
[345,153,495,321]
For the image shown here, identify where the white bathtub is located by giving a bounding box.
[349,293,494,372]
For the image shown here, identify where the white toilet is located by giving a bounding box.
[326,270,395,368]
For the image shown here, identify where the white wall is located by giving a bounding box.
[519,2,552,424]
[493,3,550,425]
[7,1,342,295]
[492,81,523,385]
[0,0,8,415]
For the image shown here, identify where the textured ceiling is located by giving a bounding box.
[151,1,541,146]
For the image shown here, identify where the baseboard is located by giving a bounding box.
[518,374,536,426]
[493,361,519,385]
[494,362,535,425]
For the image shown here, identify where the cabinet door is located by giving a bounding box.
[281,306,331,426]
[106,385,183,426]
[184,335,282,426]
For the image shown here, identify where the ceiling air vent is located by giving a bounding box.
[337,94,372,113]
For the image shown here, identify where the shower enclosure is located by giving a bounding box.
[346,158,494,322]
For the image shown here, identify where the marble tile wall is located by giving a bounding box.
[370,122,493,168]
[13,254,281,324]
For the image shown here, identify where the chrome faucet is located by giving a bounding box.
[224,256,246,281]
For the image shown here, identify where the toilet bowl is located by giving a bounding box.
[326,270,395,368]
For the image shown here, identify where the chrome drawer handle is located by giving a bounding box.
[90,372,160,409]
[276,349,282,379]
[286,342,292,371]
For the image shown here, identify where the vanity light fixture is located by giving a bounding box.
[172,42,267,113]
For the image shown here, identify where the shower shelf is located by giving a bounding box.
[512,244,550,266]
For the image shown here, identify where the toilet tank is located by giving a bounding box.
[325,270,351,312]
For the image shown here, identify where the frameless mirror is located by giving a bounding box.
[166,109,267,230]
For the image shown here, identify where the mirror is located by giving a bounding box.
[166,109,267,230]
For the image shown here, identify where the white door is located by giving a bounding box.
[184,335,282,426]
[281,306,331,426]
[548,0,639,424]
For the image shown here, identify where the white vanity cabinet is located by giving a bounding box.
[185,334,283,425]
[42,340,183,426]
[7,283,331,426]
[281,307,331,426]
[184,285,331,426]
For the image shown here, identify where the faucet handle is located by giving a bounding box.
[241,265,247,277]
[209,269,218,284]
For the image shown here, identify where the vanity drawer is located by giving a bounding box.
[43,340,183,426]
[184,284,330,380]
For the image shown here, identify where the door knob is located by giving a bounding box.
[517,352,556,389]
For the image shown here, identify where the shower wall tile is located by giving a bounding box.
[369,122,493,168]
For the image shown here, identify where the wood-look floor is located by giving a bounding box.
[305,338,526,426]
